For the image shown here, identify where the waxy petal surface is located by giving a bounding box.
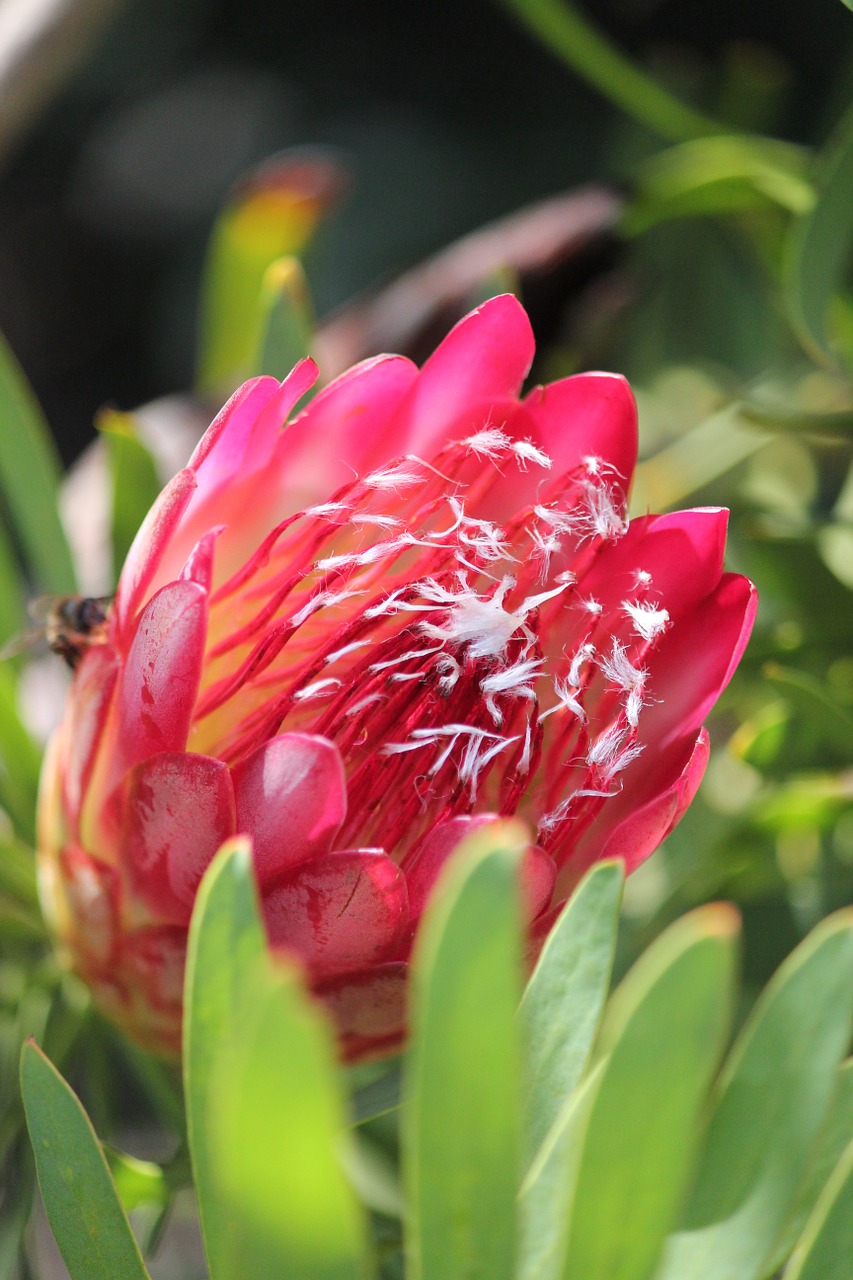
[231,733,347,886]
[114,580,208,781]
[263,849,408,979]
[121,752,236,923]
[400,294,535,455]
[523,372,638,487]
[112,469,197,647]
[314,962,408,1063]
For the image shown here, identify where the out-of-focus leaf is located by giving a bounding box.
[350,1062,402,1125]
[517,1066,600,1280]
[785,1137,853,1280]
[740,401,853,437]
[763,663,853,757]
[104,1147,169,1212]
[340,1134,404,1220]
[98,410,163,586]
[657,910,853,1280]
[519,860,623,1171]
[752,773,853,834]
[0,331,76,593]
[183,836,265,1276]
[497,0,721,142]
[20,1040,151,1280]
[629,403,766,514]
[256,256,316,380]
[768,1058,853,1270]
[730,701,791,770]
[208,963,372,1280]
[0,665,42,842]
[625,136,813,235]
[404,821,525,1280]
[197,151,345,396]
[0,1144,34,1280]
[186,839,371,1280]
[560,905,738,1280]
[0,836,38,910]
[786,103,853,365]
[0,516,25,652]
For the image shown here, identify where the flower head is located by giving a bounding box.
[38,296,756,1060]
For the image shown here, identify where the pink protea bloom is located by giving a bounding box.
[38,296,756,1060]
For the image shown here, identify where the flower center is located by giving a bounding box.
[188,429,670,866]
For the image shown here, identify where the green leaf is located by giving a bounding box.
[519,860,623,1171]
[559,904,738,1280]
[0,515,26,652]
[403,820,526,1280]
[196,152,344,396]
[496,0,722,142]
[657,909,853,1280]
[625,136,813,235]
[0,665,42,842]
[98,410,163,586]
[517,1065,601,1280]
[350,1061,402,1125]
[0,331,76,593]
[185,838,371,1280]
[20,1040,151,1280]
[256,256,316,379]
[0,1144,35,1280]
[104,1147,169,1212]
[785,1137,853,1279]
[0,836,38,910]
[786,102,853,365]
[183,835,267,1275]
[768,1059,853,1270]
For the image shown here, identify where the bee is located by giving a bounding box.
[0,595,112,670]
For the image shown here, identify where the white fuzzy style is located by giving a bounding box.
[599,640,646,692]
[462,427,512,460]
[623,599,670,642]
[293,678,342,702]
[511,439,552,470]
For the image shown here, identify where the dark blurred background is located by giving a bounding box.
[1,0,852,466]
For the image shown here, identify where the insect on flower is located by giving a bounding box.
[1,595,112,669]
[36,296,757,1061]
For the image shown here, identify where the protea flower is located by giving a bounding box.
[37,296,756,1061]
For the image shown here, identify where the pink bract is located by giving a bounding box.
[37,296,756,1061]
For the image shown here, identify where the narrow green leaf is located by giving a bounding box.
[768,1059,853,1270]
[785,1138,853,1280]
[519,860,623,1171]
[0,331,76,593]
[256,256,316,379]
[0,515,26,652]
[20,1040,151,1280]
[517,1065,601,1280]
[183,835,266,1276]
[0,836,38,909]
[560,904,738,1280]
[786,102,853,364]
[496,0,723,142]
[0,664,42,842]
[0,1144,34,1280]
[185,838,371,1280]
[350,1061,402,1125]
[625,135,813,235]
[98,410,163,586]
[104,1147,169,1212]
[404,820,526,1280]
[657,909,853,1280]
[196,152,344,396]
